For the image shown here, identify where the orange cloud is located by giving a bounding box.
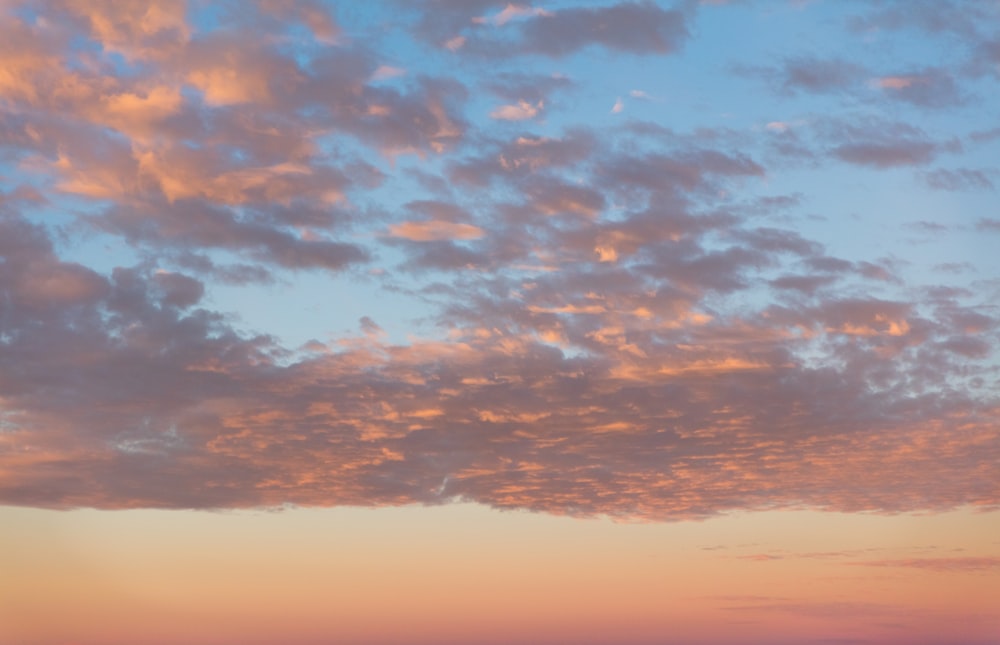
[387,220,485,241]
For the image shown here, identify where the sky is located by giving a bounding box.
[0,0,998,643]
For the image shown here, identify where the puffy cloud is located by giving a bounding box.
[58,0,190,60]
[258,0,342,43]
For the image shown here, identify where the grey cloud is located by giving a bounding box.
[514,1,689,57]
[459,1,690,58]
[484,72,575,104]
[922,168,995,191]
[875,68,964,108]
[823,119,958,168]
[834,141,939,167]
[781,57,865,94]
[94,200,370,273]
[976,218,1000,233]
[769,274,839,293]
[846,0,997,40]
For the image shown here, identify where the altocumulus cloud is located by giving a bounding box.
[0,0,998,519]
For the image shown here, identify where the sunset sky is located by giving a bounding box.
[1,1,999,643]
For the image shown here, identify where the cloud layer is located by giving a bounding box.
[1,0,998,519]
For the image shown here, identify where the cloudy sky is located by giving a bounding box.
[1,0,999,643]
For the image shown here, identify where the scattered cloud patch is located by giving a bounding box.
[490,99,544,120]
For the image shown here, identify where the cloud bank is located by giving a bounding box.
[1,0,998,519]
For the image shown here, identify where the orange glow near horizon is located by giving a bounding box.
[2,504,998,645]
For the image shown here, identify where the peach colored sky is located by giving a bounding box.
[1,1,999,643]
[3,505,1000,645]
[0,505,1000,644]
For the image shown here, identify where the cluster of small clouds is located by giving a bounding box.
[0,0,998,518]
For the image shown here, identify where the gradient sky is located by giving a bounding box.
[0,1,999,644]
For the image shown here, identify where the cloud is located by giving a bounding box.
[921,168,995,191]
[848,557,1000,572]
[0,1,998,521]
[476,4,553,27]
[387,220,485,241]
[745,56,967,112]
[372,65,406,81]
[779,56,864,94]
[846,0,992,40]
[444,35,466,51]
[435,1,690,58]
[512,1,689,56]
[823,118,959,168]
[611,97,624,113]
[969,127,1000,144]
[0,9,471,280]
[871,68,963,108]
[4,154,998,515]
[448,128,596,184]
[484,72,574,104]
[833,141,939,167]
[490,99,543,120]
[58,0,191,61]
[976,218,1000,233]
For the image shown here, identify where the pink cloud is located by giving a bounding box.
[490,99,543,120]
[444,35,466,51]
[60,0,190,61]
[478,4,552,27]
